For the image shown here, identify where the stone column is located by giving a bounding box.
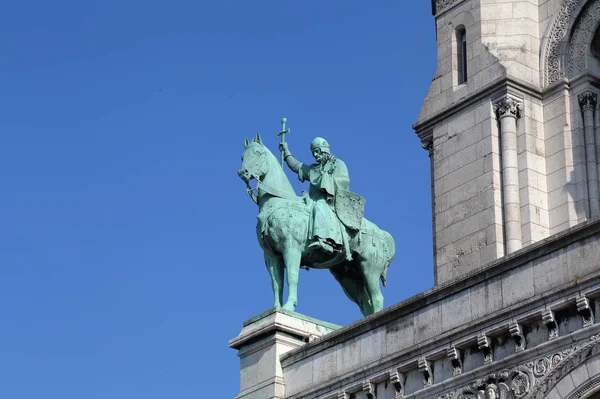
[579,91,600,218]
[229,309,339,399]
[495,96,523,254]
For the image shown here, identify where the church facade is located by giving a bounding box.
[231,1,600,398]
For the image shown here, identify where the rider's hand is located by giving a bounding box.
[279,142,289,154]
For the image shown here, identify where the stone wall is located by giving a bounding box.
[281,220,600,399]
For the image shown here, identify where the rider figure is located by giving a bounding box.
[280,137,350,255]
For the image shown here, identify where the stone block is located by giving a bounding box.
[414,303,442,342]
[569,363,590,388]
[471,276,503,320]
[336,336,361,377]
[568,237,600,282]
[359,327,387,367]
[313,347,338,386]
[586,354,600,377]
[385,317,415,355]
[554,373,575,399]
[502,263,535,308]
[442,289,472,331]
[544,387,564,399]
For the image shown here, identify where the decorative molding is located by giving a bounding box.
[389,369,405,399]
[422,139,434,158]
[493,96,522,119]
[578,91,598,112]
[576,296,594,327]
[337,391,347,399]
[543,0,585,87]
[435,0,463,15]
[418,357,433,387]
[456,368,532,399]
[530,333,600,399]
[568,0,600,78]
[510,322,526,352]
[362,381,375,399]
[448,347,463,376]
[478,335,493,364]
[542,309,559,340]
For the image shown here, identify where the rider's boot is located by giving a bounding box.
[308,236,335,254]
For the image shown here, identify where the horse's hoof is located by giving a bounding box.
[282,303,296,312]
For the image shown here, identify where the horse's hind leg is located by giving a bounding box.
[264,251,284,309]
[361,260,384,314]
[330,265,372,317]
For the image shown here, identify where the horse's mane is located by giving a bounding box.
[247,139,296,196]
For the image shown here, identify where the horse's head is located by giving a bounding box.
[238,132,270,183]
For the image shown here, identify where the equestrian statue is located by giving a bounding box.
[237,119,395,317]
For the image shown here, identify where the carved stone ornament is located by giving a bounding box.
[529,333,600,399]
[419,357,433,387]
[478,335,493,364]
[455,368,533,399]
[510,322,526,352]
[543,0,586,87]
[578,91,598,112]
[576,296,594,327]
[568,0,600,79]
[422,139,434,158]
[542,309,559,340]
[363,381,375,399]
[494,96,523,119]
[389,369,405,399]
[448,347,463,376]
[435,0,463,15]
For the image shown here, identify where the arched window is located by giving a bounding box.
[457,27,467,84]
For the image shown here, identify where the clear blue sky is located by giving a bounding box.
[0,2,436,398]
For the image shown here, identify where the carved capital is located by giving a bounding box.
[418,357,433,387]
[577,296,594,327]
[578,91,597,112]
[510,322,526,352]
[478,335,493,364]
[494,96,522,119]
[447,347,463,376]
[421,139,433,158]
[542,309,558,340]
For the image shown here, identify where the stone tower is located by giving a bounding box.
[414,0,600,285]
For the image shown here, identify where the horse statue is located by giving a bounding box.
[237,133,395,316]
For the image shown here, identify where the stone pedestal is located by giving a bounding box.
[229,309,340,399]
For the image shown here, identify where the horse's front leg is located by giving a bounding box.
[281,245,302,312]
[264,251,284,309]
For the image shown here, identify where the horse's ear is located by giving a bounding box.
[255,132,263,145]
[244,137,249,148]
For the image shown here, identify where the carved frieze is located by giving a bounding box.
[543,0,585,87]
[568,0,600,79]
[435,0,463,15]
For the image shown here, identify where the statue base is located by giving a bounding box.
[229,308,340,399]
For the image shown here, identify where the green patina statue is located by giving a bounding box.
[238,120,395,316]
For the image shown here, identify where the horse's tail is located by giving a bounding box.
[380,231,396,288]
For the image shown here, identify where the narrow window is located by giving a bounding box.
[457,28,467,84]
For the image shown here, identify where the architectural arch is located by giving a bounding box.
[567,0,600,78]
[542,0,591,87]
[529,334,600,399]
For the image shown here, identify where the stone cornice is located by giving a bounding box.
[281,218,600,366]
[412,77,541,148]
